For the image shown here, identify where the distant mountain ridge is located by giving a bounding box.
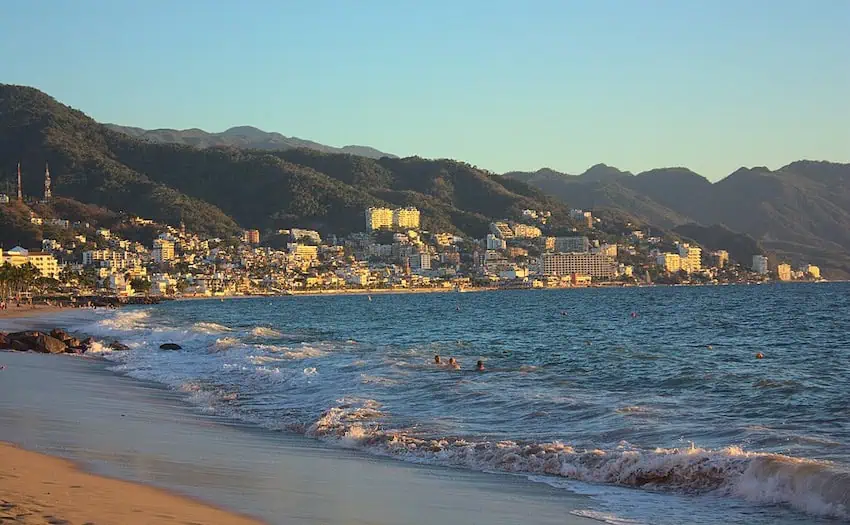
[0,84,574,247]
[505,161,850,277]
[105,124,396,160]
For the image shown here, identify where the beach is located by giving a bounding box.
[0,309,598,525]
[0,442,261,525]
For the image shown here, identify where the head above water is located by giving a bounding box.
[434,355,441,364]
[476,360,484,371]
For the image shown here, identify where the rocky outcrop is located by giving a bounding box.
[109,341,130,351]
[1,329,95,355]
[159,343,182,350]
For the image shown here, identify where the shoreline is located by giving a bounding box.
[0,311,599,525]
[0,441,263,525]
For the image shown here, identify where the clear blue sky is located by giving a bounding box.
[2,0,848,179]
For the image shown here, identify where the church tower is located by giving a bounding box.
[43,163,52,202]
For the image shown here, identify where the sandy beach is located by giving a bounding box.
[0,304,70,320]
[0,442,262,525]
[0,310,598,525]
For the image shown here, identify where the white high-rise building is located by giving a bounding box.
[152,239,175,263]
[752,255,769,275]
[540,253,616,279]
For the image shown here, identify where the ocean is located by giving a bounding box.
[73,284,850,524]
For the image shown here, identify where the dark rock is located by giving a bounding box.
[109,341,130,351]
[50,328,69,341]
[35,334,69,354]
[65,337,82,348]
[0,333,9,349]
[159,343,182,350]
[10,339,32,352]
[8,331,40,351]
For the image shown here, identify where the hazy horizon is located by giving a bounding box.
[2,0,847,180]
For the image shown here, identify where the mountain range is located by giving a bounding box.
[105,124,396,160]
[504,162,850,277]
[2,83,848,277]
[0,84,576,247]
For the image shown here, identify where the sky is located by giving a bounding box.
[1,0,848,180]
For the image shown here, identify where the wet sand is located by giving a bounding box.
[0,442,261,525]
[0,313,597,525]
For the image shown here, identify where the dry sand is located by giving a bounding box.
[0,304,70,320]
[0,441,263,525]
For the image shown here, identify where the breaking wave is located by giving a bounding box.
[303,403,850,521]
[250,326,283,338]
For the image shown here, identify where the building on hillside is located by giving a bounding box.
[656,253,682,273]
[290,228,322,244]
[434,233,455,246]
[678,244,702,273]
[243,229,260,244]
[595,243,618,257]
[805,264,821,279]
[540,253,616,279]
[366,207,394,230]
[712,250,729,268]
[512,223,542,239]
[152,239,175,263]
[393,207,420,229]
[409,253,432,271]
[752,255,769,275]
[489,222,514,239]
[3,247,60,279]
[570,209,593,228]
[554,236,590,253]
[486,234,506,250]
[777,263,792,281]
[289,243,318,262]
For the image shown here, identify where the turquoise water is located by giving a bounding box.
[77,284,850,524]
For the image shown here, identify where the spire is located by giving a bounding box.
[16,162,22,202]
[43,162,52,202]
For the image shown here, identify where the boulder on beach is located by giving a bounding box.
[50,328,70,341]
[159,343,182,350]
[0,333,9,349]
[34,334,68,354]
[109,341,131,351]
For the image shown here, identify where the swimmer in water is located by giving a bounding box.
[476,360,484,371]
[434,355,442,365]
[448,357,460,369]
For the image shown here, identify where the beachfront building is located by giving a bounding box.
[3,247,60,279]
[656,253,682,273]
[678,244,702,273]
[777,263,792,281]
[806,265,821,279]
[152,239,175,263]
[712,250,729,268]
[554,236,590,253]
[752,255,769,275]
[539,253,616,279]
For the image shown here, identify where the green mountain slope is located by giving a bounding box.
[505,161,850,276]
[0,84,574,241]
